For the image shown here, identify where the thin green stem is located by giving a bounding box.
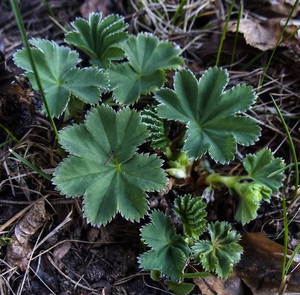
[230,2,243,67]
[215,0,235,66]
[270,95,298,284]
[270,95,298,201]
[9,149,52,181]
[10,0,60,141]
[171,0,187,26]
[281,196,288,282]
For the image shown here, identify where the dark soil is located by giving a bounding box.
[0,1,300,295]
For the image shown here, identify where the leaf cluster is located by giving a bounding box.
[206,149,285,224]
[11,11,289,293]
[139,198,243,280]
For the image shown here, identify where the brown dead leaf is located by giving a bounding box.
[267,0,300,17]
[235,232,300,295]
[6,199,48,271]
[80,0,113,18]
[194,271,244,295]
[227,18,300,52]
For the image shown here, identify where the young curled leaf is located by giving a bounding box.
[174,195,207,239]
[65,13,128,68]
[192,221,243,278]
[233,182,272,225]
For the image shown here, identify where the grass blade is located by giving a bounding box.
[9,0,60,141]
[9,149,52,181]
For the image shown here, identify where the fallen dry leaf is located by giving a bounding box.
[235,232,300,295]
[194,270,244,295]
[227,18,300,51]
[6,199,48,271]
[80,0,113,18]
[267,0,300,16]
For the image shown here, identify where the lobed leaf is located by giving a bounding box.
[107,33,183,104]
[53,105,166,225]
[174,195,207,239]
[243,148,285,193]
[156,67,261,163]
[13,39,108,117]
[192,221,243,278]
[139,210,190,280]
[65,13,128,68]
[233,183,272,225]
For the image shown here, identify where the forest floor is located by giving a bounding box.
[0,1,300,294]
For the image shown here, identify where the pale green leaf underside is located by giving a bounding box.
[139,211,190,280]
[53,106,166,225]
[234,184,263,225]
[108,33,183,104]
[65,13,128,68]
[243,149,285,193]
[13,39,108,117]
[156,67,261,163]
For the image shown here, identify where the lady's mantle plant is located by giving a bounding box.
[155,67,261,163]
[12,12,286,293]
[52,106,166,225]
[13,38,109,117]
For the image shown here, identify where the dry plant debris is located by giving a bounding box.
[5,199,48,271]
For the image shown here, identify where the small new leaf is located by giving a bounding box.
[192,221,243,278]
[65,13,128,68]
[53,105,166,225]
[233,183,272,225]
[13,39,108,117]
[107,33,183,104]
[243,148,285,193]
[141,104,171,151]
[139,210,190,280]
[174,195,207,239]
[156,67,261,163]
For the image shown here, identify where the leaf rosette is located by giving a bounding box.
[65,13,128,68]
[107,33,183,104]
[53,105,166,225]
[13,39,108,117]
[156,67,261,163]
[192,221,243,278]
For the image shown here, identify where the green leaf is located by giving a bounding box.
[13,39,108,117]
[53,106,166,225]
[65,13,128,68]
[156,67,261,163]
[165,280,195,295]
[243,148,285,193]
[140,104,171,151]
[107,33,183,104]
[174,195,207,239]
[192,221,243,278]
[233,183,272,225]
[139,210,190,280]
